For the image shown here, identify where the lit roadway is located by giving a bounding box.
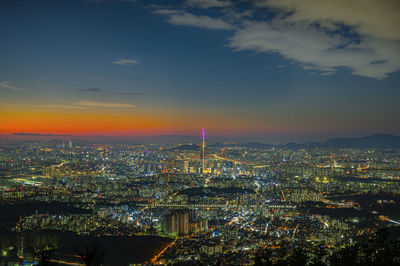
[211,154,271,168]
[150,239,177,265]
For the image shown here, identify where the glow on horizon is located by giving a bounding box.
[0,107,393,138]
[0,105,291,136]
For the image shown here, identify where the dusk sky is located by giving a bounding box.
[0,0,399,142]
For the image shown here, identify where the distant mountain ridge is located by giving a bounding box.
[168,144,200,151]
[242,134,400,150]
[2,133,400,149]
[321,133,400,149]
[13,132,71,136]
[242,142,274,149]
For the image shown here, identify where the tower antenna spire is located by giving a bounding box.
[202,128,205,174]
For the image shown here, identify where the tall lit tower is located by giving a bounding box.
[201,128,205,174]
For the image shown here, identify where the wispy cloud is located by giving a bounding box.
[76,87,142,95]
[71,100,136,108]
[153,9,180,16]
[155,10,234,30]
[186,0,232,9]
[0,81,24,91]
[44,104,88,109]
[76,88,102,92]
[111,58,139,66]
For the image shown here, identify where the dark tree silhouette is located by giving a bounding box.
[32,245,57,266]
[286,248,308,266]
[254,228,400,266]
[76,242,106,266]
[254,247,273,266]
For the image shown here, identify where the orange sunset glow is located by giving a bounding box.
[0,108,278,136]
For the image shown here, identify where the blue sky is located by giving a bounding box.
[0,0,399,142]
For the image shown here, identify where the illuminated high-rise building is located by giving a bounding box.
[184,160,189,174]
[165,210,189,235]
[68,140,73,149]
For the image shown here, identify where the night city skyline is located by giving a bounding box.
[0,0,399,143]
[1,1,400,266]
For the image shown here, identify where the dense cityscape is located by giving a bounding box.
[1,132,400,265]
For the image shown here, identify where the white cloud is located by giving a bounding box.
[43,104,88,109]
[0,81,24,91]
[256,0,400,41]
[153,9,181,16]
[243,0,400,79]
[111,58,139,66]
[71,100,135,108]
[154,0,400,79]
[186,0,232,9]
[229,20,400,79]
[157,10,234,30]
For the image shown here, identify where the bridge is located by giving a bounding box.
[135,203,296,209]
